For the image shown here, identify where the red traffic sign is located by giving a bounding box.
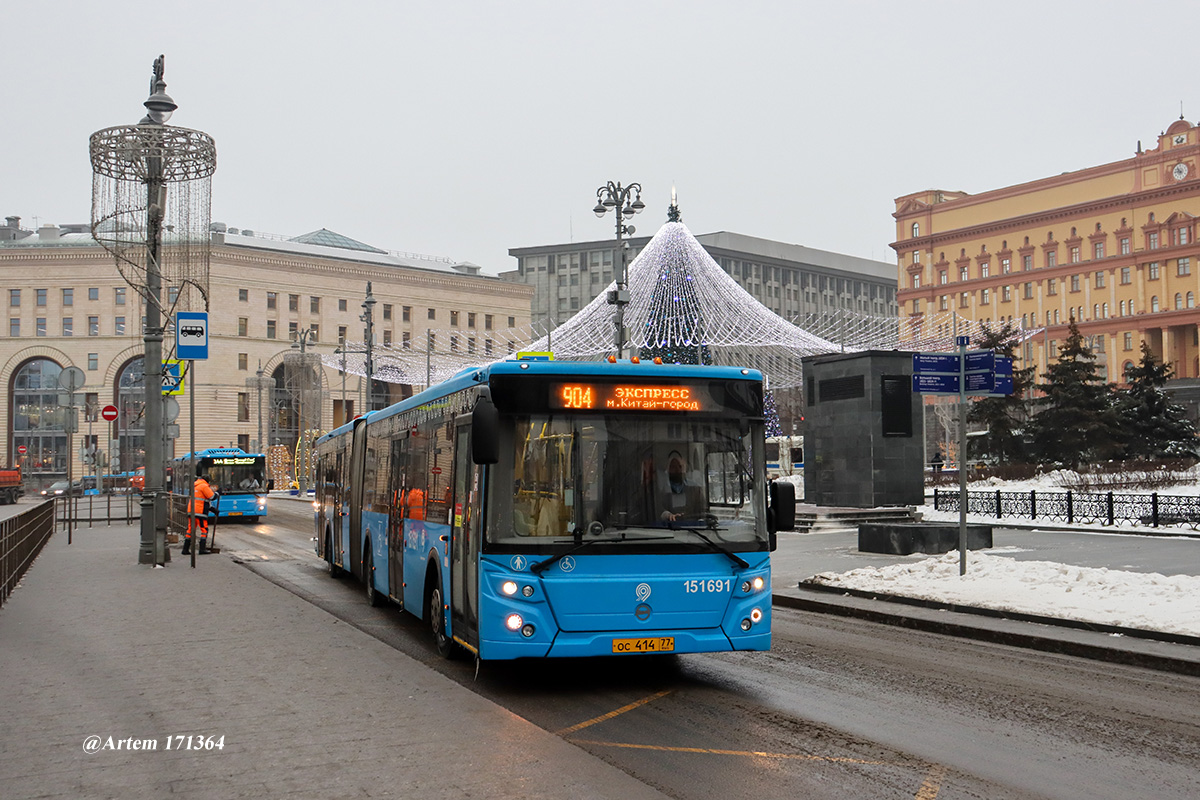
[16,445,27,454]
[101,404,119,422]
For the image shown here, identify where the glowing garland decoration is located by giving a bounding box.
[322,221,1042,391]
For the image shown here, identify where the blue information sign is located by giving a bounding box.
[913,373,960,394]
[965,371,995,392]
[994,356,1014,376]
[913,353,960,374]
[176,311,209,360]
[964,350,994,372]
[990,374,1014,395]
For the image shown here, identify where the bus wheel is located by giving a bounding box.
[325,531,343,579]
[429,581,456,659]
[364,550,383,607]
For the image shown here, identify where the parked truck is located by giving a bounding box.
[0,464,24,504]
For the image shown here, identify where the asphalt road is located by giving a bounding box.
[210,498,1200,800]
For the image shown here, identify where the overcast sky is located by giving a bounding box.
[4,1,1192,275]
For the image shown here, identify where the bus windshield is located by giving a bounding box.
[489,414,765,552]
[204,458,265,495]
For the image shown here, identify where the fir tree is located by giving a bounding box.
[1028,318,1122,467]
[1116,342,1198,459]
[966,321,1035,463]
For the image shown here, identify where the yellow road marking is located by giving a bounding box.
[555,690,672,735]
[915,764,948,799]
[569,739,891,766]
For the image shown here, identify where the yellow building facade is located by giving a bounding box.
[893,118,1200,383]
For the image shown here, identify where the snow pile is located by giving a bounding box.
[807,550,1200,637]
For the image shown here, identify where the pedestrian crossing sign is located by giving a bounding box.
[163,359,186,396]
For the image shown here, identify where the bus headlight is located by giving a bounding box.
[505,613,523,631]
[740,576,765,593]
[521,624,535,638]
[740,618,752,631]
[521,585,534,597]
[501,580,518,596]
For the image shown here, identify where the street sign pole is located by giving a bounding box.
[957,336,968,576]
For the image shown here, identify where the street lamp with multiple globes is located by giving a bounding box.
[593,181,645,358]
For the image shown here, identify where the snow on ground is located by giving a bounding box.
[807,549,1200,637]
[801,467,1200,637]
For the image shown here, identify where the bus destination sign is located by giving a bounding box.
[551,383,703,412]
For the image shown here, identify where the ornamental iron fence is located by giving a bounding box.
[933,489,1200,529]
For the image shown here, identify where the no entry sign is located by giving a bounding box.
[101,405,119,422]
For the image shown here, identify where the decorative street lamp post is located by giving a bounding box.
[245,362,275,453]
[593,181,645,358]
[89,56,216,565]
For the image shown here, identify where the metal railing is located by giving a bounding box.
[1,500,56,607]
[54,492,139,527]
[933,488,1200,529]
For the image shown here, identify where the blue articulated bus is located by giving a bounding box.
[313,359,795,661]
[172,447,269,521]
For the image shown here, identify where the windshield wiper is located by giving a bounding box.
[670,524,750,569]
[530,534,674,575]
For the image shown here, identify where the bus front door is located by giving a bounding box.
[450,425,480,650]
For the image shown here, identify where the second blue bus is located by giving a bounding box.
[172,447,269,521]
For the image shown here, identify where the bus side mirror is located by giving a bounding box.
[472,395,499,465]
[767,480,795,536]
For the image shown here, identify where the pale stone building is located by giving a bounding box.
[0,217,532,489]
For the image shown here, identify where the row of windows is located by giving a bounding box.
[916,290,1197,318]
[245,290,500,329]
[11,287,129,307]
[8,316,130,338]
[908,217,1192,267]
[915,258,1192,291]
[9,287,508,332]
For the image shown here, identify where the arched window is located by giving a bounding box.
[1151,296,1160,312]
[1176,293,1184,310]
[1189,292,1196,308]
[11,358,66,481]
[911,222,920,238]
[1102,302,1108,318]
[1093,304,1100,319]
[116,357,146,473]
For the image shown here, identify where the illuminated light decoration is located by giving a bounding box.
[513,222,844,389]
[764,390,782,437]
[505,613,523,631]
[321,223,1042,391]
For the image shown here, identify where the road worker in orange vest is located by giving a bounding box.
[184,470,217,554]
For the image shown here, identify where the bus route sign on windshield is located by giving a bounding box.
[550,383,703,412]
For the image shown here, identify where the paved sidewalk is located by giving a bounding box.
[0,523,669,800]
